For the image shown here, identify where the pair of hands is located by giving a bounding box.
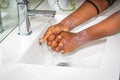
[40,23,90,53]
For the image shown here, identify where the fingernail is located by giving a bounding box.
[39,38,42,45]
[60,50,64,54]
[55,48,59,52]
[39,42,41,45]
[59,43,63,47]
[57,35,62,40]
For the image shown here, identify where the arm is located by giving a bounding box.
[85,11,120,41]
[40,0,110,43]
[49,11,120,53]
[61,0,109,30]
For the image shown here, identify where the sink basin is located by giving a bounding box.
[17,14,107,68]
[18,37,106,68]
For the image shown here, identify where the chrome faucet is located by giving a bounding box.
[17,0,56,35]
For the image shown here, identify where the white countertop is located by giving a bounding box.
[0,0,120,80]
[0,34,120,80]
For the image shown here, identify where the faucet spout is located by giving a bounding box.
[28,10,56,17]
[17,0,56,35]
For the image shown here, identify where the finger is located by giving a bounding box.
[40,33,51,43]
[47,33,56,42]
[47,34,58,47]
[47,41,51,46]
[52,35,63,51]
[40,28,53,43]
[60,50,65,54]
[55,41,64,52]
[56,35,62,41]
[51,40,59,48]
[59,39,66,54]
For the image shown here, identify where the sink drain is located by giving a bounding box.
[56,62,70,66]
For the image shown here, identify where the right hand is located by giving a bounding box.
[39,23,69,43]
[47,31,90,53]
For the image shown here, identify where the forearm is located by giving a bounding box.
[60,0,109,30]
[85,11,120,41]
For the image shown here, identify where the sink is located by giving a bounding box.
[18,37,106,68]
[17,14,107,68]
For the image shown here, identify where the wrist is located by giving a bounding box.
[59,22,70,31]
[77,30,91,44]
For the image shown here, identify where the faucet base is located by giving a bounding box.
[18,31,32,35]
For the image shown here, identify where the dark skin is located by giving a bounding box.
[40,0,109,42]
[47,12,120,53]
[47,31,90,53]
[40,0,120,53]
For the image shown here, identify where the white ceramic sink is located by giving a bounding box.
[17,13,107,68]
[18,37,106,68]
[0,11,107,68]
